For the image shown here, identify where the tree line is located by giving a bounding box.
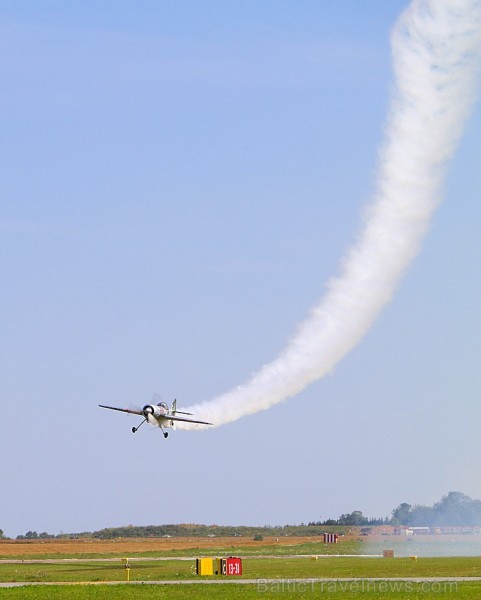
[308,492,481,527]
[7,491,481,540]
[390,491,481,527]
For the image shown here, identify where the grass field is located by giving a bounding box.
[2,556,481,582]
[2,583,481,600]
[3,533,481,560]
[0,536,360,559]
[2,537,481,598]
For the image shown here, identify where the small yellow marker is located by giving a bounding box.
[121,558,131,582]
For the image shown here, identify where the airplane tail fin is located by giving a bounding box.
[171,398,194,416]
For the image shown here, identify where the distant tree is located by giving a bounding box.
[389,492,481,527]
[0,529,4,539]
[338,511,368,526]
[433,492,481,526]
[410,504,434,526]
[25,531,38,539]
[391,503,412,525]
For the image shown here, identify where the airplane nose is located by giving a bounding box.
[142,405,154,417]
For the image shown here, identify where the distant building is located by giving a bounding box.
[394,526,481,535]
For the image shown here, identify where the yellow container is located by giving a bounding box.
[196,557,214,576]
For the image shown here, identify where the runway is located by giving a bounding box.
[2,577,481,588]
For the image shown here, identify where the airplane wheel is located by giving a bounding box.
[132,427,136,434]
[164,432,169,438]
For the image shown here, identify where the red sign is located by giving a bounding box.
[225,557,242,576]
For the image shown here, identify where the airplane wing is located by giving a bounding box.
[99,404,143,416]
[168,414,212,425]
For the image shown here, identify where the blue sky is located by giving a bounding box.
[1,0,481,538]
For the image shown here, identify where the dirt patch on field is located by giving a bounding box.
[0,536,322,557]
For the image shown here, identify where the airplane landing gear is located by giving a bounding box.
[132,418,146,434]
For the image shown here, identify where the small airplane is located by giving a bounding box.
[99,398,212,438]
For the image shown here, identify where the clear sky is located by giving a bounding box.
[1,1,480,539]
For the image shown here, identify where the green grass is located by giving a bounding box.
[2,556,481,583]
[244,556,481,579]
[3,538,481,598]
[0,560,191,583]
[2,582,481,600]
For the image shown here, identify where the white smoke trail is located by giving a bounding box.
[178,0,481,429]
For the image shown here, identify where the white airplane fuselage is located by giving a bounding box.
[142,403,175,428]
